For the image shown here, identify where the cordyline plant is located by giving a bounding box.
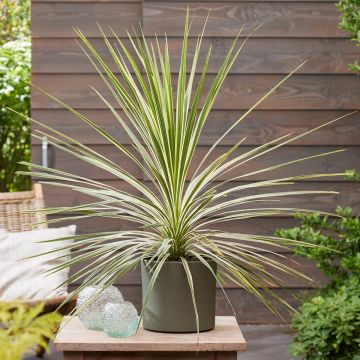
[14,13,355,330]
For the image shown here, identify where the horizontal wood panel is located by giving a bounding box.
[31,109,360,146]
[48,215,301,238]
[31,74,360,110]
[31,2,142,38]
[41,180,360,213]
[32,145,360,181]
[68,284,313,323]
[143,2,346,38]
[48,214,305,254]
[68,255,327,288]
[32,38,358,74]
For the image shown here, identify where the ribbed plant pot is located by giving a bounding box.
[141,260,217,333]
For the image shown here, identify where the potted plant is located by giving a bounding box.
[16,13,354,333]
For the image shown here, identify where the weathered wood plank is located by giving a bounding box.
[67,285,313,323]
[32,144,360,181]
[143,2,346,38]
[32,38,358,74]
[68,254,327,288]
[31,2,142,38]
[31,74,360,110]
[55,316,245,352]
[48,215,301,239]
[31,109,360,146]
[41,180,360,213]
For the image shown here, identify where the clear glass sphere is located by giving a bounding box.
[101,301,138,338]
[76,285,124,330]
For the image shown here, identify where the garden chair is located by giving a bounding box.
[0,183,76,355]
[0,183,76,313]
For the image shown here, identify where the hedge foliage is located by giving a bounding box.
[337,0,360,72]
[0,0,31,192]
[276,203,360,359]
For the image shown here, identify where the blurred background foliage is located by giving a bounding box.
[0,0,31,192]
[337,0,360,73]
[0,301,62,360]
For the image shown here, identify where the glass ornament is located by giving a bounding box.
[76,285,123,330]
[101,301,138,338]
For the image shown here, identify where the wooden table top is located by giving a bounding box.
[55,316,246,352]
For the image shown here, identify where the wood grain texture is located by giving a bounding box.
[40,179,360,213]
[32,144,360,181]
[31,109,360,146]
[48,215,301,238]
[31,2,142,38]
[31,74,360,110]
[55,316,246,352]
[143,2,346,38]
[31,0,358,326]
[68,254,327,288]
[32,38,358,75]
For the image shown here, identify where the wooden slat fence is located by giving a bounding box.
[31,0,360,323]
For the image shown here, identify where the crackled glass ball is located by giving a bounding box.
[101,301,138,338]
[76,285,124,330]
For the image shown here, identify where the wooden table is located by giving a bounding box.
[55,316,246,359]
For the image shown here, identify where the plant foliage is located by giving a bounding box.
[276,193,360,359]
[276,206,360,283]
[0,0,31,192]
[0,301,62,360]
[15,13,355,330]
[0,39,31,192]
[291,278,360,360]
[0,0,30,45]
[337,0,360,72]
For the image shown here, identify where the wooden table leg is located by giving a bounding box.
[63,352,84,360]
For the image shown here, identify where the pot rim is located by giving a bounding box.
[142,259,216,264]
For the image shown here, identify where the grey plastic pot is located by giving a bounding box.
[141,260,217,333]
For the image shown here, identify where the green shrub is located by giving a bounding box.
[291,278,360,360]
[337,0,360,73]
[276,204,360,359]
[0,301,62,360]
[276,206,360,284]
[0,0,31,192]
[0,0,30,45]
[0,39,31,192]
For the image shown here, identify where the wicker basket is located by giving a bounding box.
[0,183,47,232]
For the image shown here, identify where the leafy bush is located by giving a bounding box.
[276,206,360,283]
[0,301,62,360]
[337,0,360,72]
[276,204,360,359]
[0,0,31,192]
[0,39,31,192]
[291,278,360,360]
[0,0,30,45]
